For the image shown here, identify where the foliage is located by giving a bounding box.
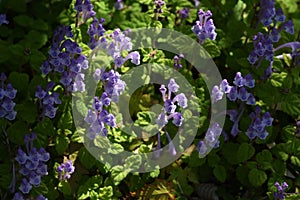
[0,0,300,199]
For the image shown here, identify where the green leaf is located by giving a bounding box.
[24,30,48,49]
[58,109,73,130]
[7,121,28,144]
[237,143,255,162]
[110,165,128,185]
[281,94,300,116]
[0,163,11,189]
[33,118,54,136]
[236,165,250,186]
[0,40,11,62]
[270,72,287,87]
[108,143,124,154]
[78,175,103,199]
[149,166,160,178]
[256,150,273,163]
[272,159,286,174]
[8,72,29,94]
[255,150,273,170]
[58,181,72,196]
[124,154,142,171]
[31,182,49,196]
[291,156,300,167]
[248,168,267,187]
[30,50,46,71]
[203,40,221,58]
[15,101,38,123]
[33,19,48,31]
[8,44,25,57]
[98,186,113,199]
[138,0,152,4]
[55,135,70,155]
[138,144,151,153]
[75,99,89,118]
[207,153,221,167]
[14,15,34,27]
[151,20,163,29]
[7,0,26,12]
[213,165,227,183]
[222,143,240,164]
[78,147,96,169]
[94,136,111,149]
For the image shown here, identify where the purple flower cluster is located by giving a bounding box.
[156,79,187,128]
[155,130,177,157]
[88,27,140,68]
[173,54,184,69]
[296,120,300,135]
[85,74,119,134]
[192,9,217,44]
[0,73,17,121]
[212,72,274,139]
[84,94,116,139]
[40,26,89,93]
[74,0,96,24]
[197,122,222,156]
[35,82,61,119]
[154,0,165,14]
[114,0,124,10]
[211,72,255,105]
[154,79,187,157]
[226,107,244,137]
[0,14,9,26]
[246,106,273,140]
[57,160,75,181]
[13,133,49,200]
[248,1,294,78]
[274,182,288,200]
[87,17,106,49]
[178,8,190,19]
[93,69,126,103]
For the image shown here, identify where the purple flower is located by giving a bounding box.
[220,79,231,93]
[173,93,187,108]
[114,0,124,10]
[16,149,28,165]
[246,107,273,140]
[173,54,184,69]
[178,8,189,19]
[270,28,281,42]
[197,123,222,156]
[13,192,24,200]
[57,160,75,181]
[211,85,224,103]
[275,8,285,22]
[165,132,176,156]
[192,9,217,44]
[168,79,179,93]
[243,74,255,88]
[238,87,250,101]
[0,14,9,26]
[164,99,176,114]
[19,178,32,194]
[274,182,288,200]
[170,112,184,127]
[156,112,168,128]
[154,0,165,13]
[227,87,237,101]
[0,76,17,120]
[233,72,244,87]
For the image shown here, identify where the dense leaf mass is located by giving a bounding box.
[0,0,300,199]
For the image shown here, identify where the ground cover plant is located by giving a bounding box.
[0,0,300,199]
